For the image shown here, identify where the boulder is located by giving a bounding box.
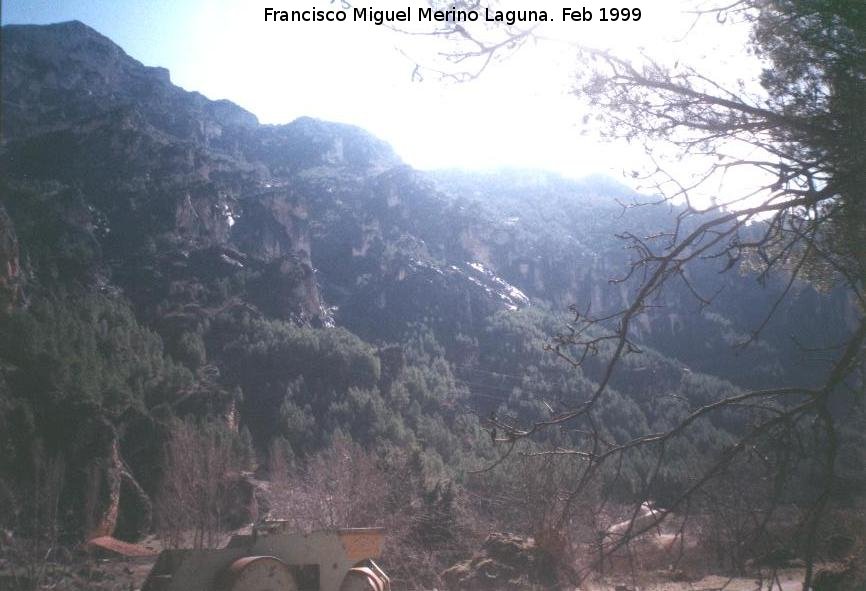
[442,532,558,590]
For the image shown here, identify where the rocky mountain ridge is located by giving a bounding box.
[2,21,532,332]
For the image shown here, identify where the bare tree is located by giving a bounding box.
[267,437,389,530]
[155,420,244,549]
[410,1,865,587]
[1,443,65,591]
[266,440,483,589]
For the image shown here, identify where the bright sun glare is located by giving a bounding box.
[172,0,760,182]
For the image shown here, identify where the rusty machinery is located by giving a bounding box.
[142,523,390,591]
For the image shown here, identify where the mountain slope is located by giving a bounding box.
[0,21,853,545]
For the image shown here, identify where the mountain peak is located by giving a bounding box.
[3,19,127,61]
[4,19,104,35]
[1,19,263,146]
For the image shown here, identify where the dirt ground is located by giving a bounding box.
[0,561,825,591]
[0,555,155,590]
[584,568,811,591]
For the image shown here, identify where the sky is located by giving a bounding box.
[1,0,762,183]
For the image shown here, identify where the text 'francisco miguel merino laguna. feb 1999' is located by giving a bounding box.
[264,6,641,25]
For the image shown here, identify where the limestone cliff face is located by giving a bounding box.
[2,22,533,347]
[1,23,328,327]
[427,169,858,388]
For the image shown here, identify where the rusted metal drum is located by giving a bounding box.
[218,555,298,591]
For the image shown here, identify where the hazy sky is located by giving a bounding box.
[2,1,760,181]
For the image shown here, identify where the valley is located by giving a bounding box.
[0,18,863,591]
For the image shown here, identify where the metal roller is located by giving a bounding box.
[143,526,389,591]
[338,561,390,591]
[218,555,298,591]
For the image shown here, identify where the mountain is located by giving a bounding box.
[0,20,854,548]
